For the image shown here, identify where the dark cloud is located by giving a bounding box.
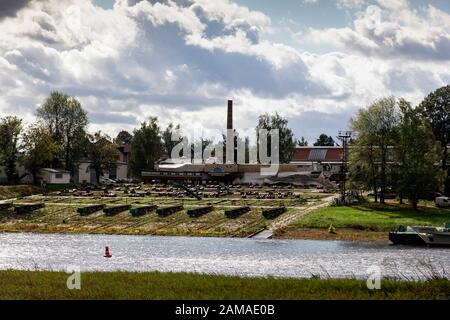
[289,109,356,144]
[387,36,450,61]
[4,0,443,139]
[136,21,328,100]
[0,0,32,20]
[196,7,260,44]
[4,44,63,83]
[343,35,450,62]
[384,68,442,94]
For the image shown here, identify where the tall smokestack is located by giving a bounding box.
[226,100,234,163]
[227,100,233,130]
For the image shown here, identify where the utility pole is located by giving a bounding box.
[338,131,351,201]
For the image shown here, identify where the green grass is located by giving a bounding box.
[294,202,450,231]
[0,270,449,300]
[0,185,43,200]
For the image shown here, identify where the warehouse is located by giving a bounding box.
[142,100,343,186]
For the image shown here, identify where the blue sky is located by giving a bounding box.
[1,0,450,144]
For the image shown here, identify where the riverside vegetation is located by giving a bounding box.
[0,270,449,300]
[276,199,450,241]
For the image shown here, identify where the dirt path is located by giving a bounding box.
[251,195,338,239]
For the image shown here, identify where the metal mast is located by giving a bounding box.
[338,131,351,201]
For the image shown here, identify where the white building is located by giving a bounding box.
[76,160,128,183]
[37,168,71,184]
[75,143,130,183]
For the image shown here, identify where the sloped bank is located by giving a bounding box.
[0,270,449,300]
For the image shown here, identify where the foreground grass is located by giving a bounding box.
[0,270,449,300]
[292,202,450,232]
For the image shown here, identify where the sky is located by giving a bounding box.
[0,0,449,144]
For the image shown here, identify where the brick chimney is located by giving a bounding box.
[226,100,234,163]
[227,100,233,130]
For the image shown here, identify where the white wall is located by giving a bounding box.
[38,170,70,184]
[78,161,128,183]
[116,163,128,180]
[78,162,91,183]
[50,172,70,184]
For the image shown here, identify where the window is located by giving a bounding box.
[55,173,63,179]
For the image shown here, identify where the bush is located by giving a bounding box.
[262,206,287,219]
[331,192,366,207]
[224,206,250,218]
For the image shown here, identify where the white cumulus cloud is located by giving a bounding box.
[0,0,448,143]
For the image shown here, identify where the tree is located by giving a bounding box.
[114,130,133,145]
[347,138,380,200]
[21,123,59,184]
[298,136,308,146]
[313,134,335,146]
[87,132,119,184]
[349,97,401,203]
[256,113,296,164]
[129,117,163,177]
[419,85,450,195]
[36,91,88,174]
[397,100,444,210]
[162,123,181,157]
[0,116,22,184]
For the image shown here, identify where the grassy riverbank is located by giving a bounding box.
[276,201,450,241]
[0,270,449,300]
[3,185,449,241]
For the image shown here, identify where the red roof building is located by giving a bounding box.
[291,146,343,163]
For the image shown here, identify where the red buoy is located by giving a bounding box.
[104,246,112,258]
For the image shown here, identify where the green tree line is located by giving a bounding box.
[348,85,450,209]
[1,91,306,184]
[2,85,448,198]
[0,91,119,184]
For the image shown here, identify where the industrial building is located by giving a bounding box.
[142,100,344,186]
[291,146,343,173]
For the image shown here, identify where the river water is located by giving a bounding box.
[0,232,448,279]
